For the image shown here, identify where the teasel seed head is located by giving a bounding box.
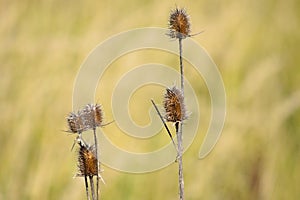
[92,104,103,127]
[82,104,103,129]
[163,86,187,122]
[77,142,98,177]
[67,112,85,133]
[168,7,191,39]
[66,103,103,133]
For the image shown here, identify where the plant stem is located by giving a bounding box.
[151,99,178,152]
[176,122,184,200]
[93,128,99,200]
[96,176,99,200]
[179,38,184,95]
[84,175,90,200]
[89,176,96,200]
[178,37,184,200]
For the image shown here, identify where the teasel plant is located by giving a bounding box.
[66,103,108,200]
[75,137,98,200]
[151,86,187,200]
[152,7,199,200]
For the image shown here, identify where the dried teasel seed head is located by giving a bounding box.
[84,104,103,129]
[93,104,103,127]
[163,86,187,122]
[77,142,98,177]
[67,112,85,133]
[67,104,104,134]
[81,104,94,130]
[168,7,191,39]
[82,104,103,129]
[67,113,78,133]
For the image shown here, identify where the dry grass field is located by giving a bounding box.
[1,0,299,199]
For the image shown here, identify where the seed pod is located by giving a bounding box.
[81,104,103,129]
[77,142,98,177]
[94,104,103,127]
[163,87,187,122]
[168,7,191,39]
[67,112,85,133]
[67,104,104,134]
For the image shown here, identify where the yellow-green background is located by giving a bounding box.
[1,0,299,199]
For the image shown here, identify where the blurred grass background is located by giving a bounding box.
[1,0,300,199]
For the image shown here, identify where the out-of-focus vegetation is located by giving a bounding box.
[1,0,299,199]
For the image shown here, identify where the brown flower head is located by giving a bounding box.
[163,86,187,122]
[77,141,98,177]
[82,104,103,129]
[67,112,85,133]
[91,104,103,127]
[66,104,103,133]
[168,7,191,39]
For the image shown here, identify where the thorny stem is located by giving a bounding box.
[178,37,184,200]
[84,175,90,200]
[150,99,178,153]
[93,128,99,200]
[89,176,96,200]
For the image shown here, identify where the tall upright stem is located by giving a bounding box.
[176,123,184,200]
[178,37,184,200]
[179,38,184,95]
[93,128,99,200]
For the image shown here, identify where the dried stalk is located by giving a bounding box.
[151,99,178,152]
[178,37,185,200]
[93,128,99,200]
[89,176,96,200]
[176,122,184,200]
[84,174,90,200]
